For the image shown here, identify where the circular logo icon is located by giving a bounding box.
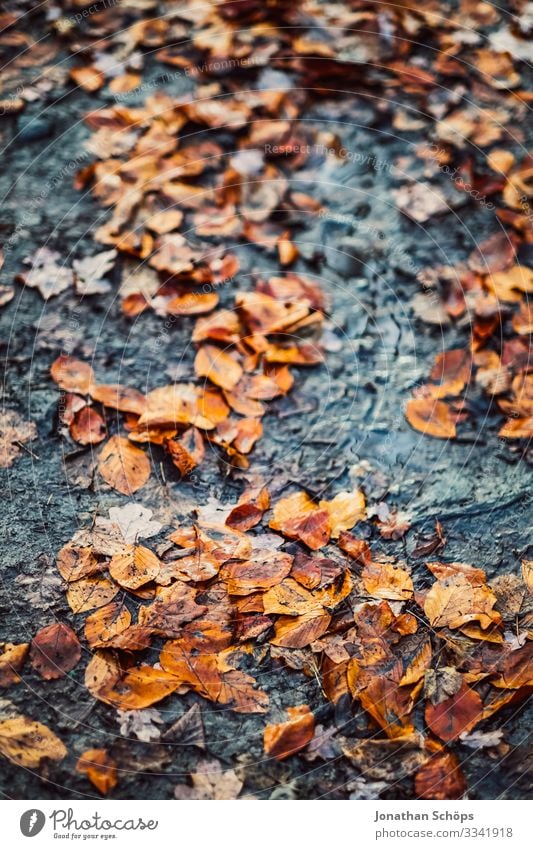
[20,810,46,837]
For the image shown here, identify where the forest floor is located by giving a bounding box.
[0,1,531,800]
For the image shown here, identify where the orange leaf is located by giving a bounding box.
[76,749,117,795]
[264,705,315,760]
[362,560,414,601]
[405,398,457,439]
[195,344,243,391]
[98,435,151,495]
[51,356,95,394]
[109,545,160,589]
[69,406,106,445]
[84,602,132,648]
[269,491,331,550]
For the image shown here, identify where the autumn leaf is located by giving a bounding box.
[0,642,29,687]
[108,545,160,589]
[264,705,315,760]
[415,752,466,800]
[405,399,457,439]
[84,602,132,648]
[0,715,67,767]
[98,435,151,495]
[66,576,119,614]
[424,574,501,630]
[362,560,414,601]
[0,411,37,468]
[269,491,331,549]
[76,749,118,794]
[425,677,483,742]
[320,490,366,537]
[174,758,243,800]
[271,610,332,648]
[195,344,243,391]
[70,406,107,445]
[222,550,293,595]
[85,652,180,709]
[51,355,95,394]
[30,623,81,680]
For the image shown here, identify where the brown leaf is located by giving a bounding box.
[271,609,332,648]
[84,602,132,648]
[166,427,204,475]
[362,560,414,601]
[30,623,81,680]
[51,356,95,393]
[264,705,315,760]
[85,652,180,709]
[425,679,483,742]
[269,491,331,550]
[162,703,205,749]
[415,752,466,800]
[174,758,243,800]
[320,490,366,537]
[70,66,105,92]
[69,406,107,445]
[424,574,501,630]
[98,435,151,495]
[138,582,207,636]
[91,384,146,415]
[222,550,293,595]
[0,411,37,468]
[56,545,103,583]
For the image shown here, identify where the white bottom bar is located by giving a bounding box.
[2,800,530,848]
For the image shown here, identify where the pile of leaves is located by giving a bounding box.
[50,271,325,490]
[2,492,532,797]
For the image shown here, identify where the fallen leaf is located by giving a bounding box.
[66,576,119,614]
[98,435,151,495]
[264,705,315,760]
[174,758,243,800]
[0,643,29,687]
[405,399,457,439]
[0,411,37,467]
[0,715,67,767]
[195,345,243,391]
[30,623,81,680]
[76,749,118,794]
[415,752,466,800]
[109,545,160,589]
